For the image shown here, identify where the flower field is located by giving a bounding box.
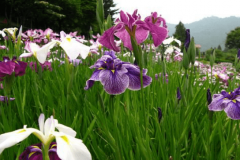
[0,9,240,160]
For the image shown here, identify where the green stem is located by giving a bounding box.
[42,143,50,160]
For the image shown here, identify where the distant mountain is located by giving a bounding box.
[167,16,240,51]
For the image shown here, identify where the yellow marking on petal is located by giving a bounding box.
[33,51,37,58]
[66,37,71,42]
[232,100,236,103]
[28,152,36,158]
[61,135,70,145]
[14,61,19,64]
[224,98,228,100]
[229,92,231,94]
[104,61,106,63]
[17,129,26,133]
[111,70,115,73]
[50,144,57,149]
[32,146,40,149]
[98,67,104,70]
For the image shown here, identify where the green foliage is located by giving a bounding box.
[173,21,186,45]
[205,48,237,63]
[225,27,240,49]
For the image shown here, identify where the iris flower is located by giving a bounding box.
[99,10,149,51]
[19,142,61,160]
[184,29,190,50]
[144,12,168,47]
[0,113,92,160]
[238,49,240,59]
[84,51,152,95]
[0,57,27,81]
[59,31,90,60]
[20,41,57,64]
[208,87,240,120]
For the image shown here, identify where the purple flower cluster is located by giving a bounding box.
[208,87,240,120]
[19,142,60,160]
[0,57,27,81]
[85,51,152,95]
[29,61,52,72]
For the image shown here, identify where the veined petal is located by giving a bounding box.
[84,69,101,90]
[224,101,240,120]
[99,69,129,95]
[0,127,43,154]
[54,132,92,160]
[148,23,168,47]
[208,95,225,111]
[135,27,149,44]
[115,29,132,50]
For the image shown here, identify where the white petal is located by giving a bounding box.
[29,43,40,53]
[0,127,42,154]
[36,41,57,64]
[44,116,55,136]
[55,124,76,137]
[38,114,45,133]
[19,53,33,58]
[54,132,92,160]
[0,31,6,38]
[174,39,181,46]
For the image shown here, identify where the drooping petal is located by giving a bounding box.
[54,132,92,160]
[148,23,168,47]
[36,41,57,64]
[55,124,76,137]
[115,29,132,50]
[135,27,149,45]
[84,69,102,90]
[0,127,42,154]
[122,64,152,90]
[14,61,28,77]
[99,68,129,95]
[19,53,33,58]
[99,24,123,52]
[208,94,226,111]
[224,101,240,120]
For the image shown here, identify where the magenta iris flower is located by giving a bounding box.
[208,87,240,120]
[144,12,168,47]
[19,142,61,160]
[0,57,27,81]
[84,51,152,95]
[99,10,150,51]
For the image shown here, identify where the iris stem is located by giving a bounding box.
[42,143,50,160]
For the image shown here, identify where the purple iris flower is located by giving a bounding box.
[0,96,15,102]
[237,49,240,59]
[84,51,152,95]
[99,10,150,51]
[208,87,240,120]
[19,142,61,160]
[184,29,190,50]
[207,88,212,105]
[158,107,162,123]
[177,87,181,101]
[0,57,27,81]
[144,12,168,47]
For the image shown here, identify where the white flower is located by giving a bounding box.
[0,114,92,160]
[163,36,181,46]
[20,41,57,64]
[60,31,90,60]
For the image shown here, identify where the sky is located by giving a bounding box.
[113,0,240,24]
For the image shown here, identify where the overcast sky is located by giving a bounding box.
[113,0,240,24]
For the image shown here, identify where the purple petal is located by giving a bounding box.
[115,29,132,50]
[122,64,152,90]
[120,10,128,24]
[148,23,168,47]
[224,101,240,120]
[84,69,101,90]
[208,95,226,111]
[98,24,123,52]
[135,27,149,45]
[99,69,129,95]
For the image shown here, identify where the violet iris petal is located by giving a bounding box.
[85,51,152,95]
[238,49,240,59]
[0,96,15,102]
[208,87,240,119]
[144,12,168,47]
[177,87,181,100]
[19,142,61,160]
[184,29,190,50]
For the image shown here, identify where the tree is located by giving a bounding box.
[225,27,240,49]
[103,0,118,19]
[173,21,186,44]
[217,45,222,50]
